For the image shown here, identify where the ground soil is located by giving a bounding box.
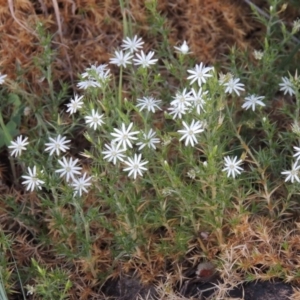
[101,274,294,299]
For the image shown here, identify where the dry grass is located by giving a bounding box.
[0,0,261,94]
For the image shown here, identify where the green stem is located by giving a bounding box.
[118,67,123,109]
[0,112,11,143]
[0,113,17,183]
[8,156,17,184]
[225,102,275,213]
[51,187,59,206]
[77,204,90,244]
[73,198,92,257]
[119,0,128,37]
[225,103,261,169]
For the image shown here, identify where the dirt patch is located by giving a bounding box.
[101,273,294,299]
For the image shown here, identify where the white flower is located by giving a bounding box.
[8,135,29,157]
[111,122,139,149]
[167,104,188,119]
[45,135,71,156]
[71,173,92,197]
[26,285,35,296]
[241,94,265,111]
[22,166,44,192]
[281,161,300,183]
[84,109,105,130]
[109,50,133,68]
[123,153,148,179]
[279,77,295,96]
[0,73,7,84]
[253,50,264,60]
[177,120,204,147]
[222,156,243,178]
[167,88,193,119]
[161,135,172,146]
[133,50,158,68]
[89,67,111,82]
[79,63,110,85]
[223,77,245,96]
[121,35,144,53]
[293,146,300,160]
[190,87,208,114]
[136,96,162,113]
[174,40,190,54]
[136,129,160,150]
[98,69,111,84]
[170,88,193,109]
[187,169,197,179]
[66,94,84,114]
[219,72,233,85]
[81,64,108,78]
[187,63,214,86]
[292,19,300,33]
[77,78,101,90]
[291,122,300,135]
[24,107,31,116]
[102,142,126,165]
[55,157,82,182]
[80,64,111,84]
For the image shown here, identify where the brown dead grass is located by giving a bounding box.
[0,0,262,95]
[216,213,300,298]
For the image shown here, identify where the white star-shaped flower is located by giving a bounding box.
[136,129,160,150]
[222,156,243,178]
[190,87,208,114]
[109,50,133,68]
[187,63,214,86]
[102,142,126,165]
[71,173,92,197]
[77,78,101,90]
[167,103,188,119]
[121,35,144,53]
[84,109,105,130]
[123,153,148,179]
[66,94,84,114]
[80,64,111,85]
[133,50,158,68]
[45,135,71,156]
[241,94,265,111]
[170,88,193,109]
[8,135,29,157]
[22,166,44,192]
[279,77,295,96]
[136,96,162,113]
[177,120,204,147]
[223,77,245,96]
[111,122,139,149]
[81,64,108,78]
[281,161,300,183]
[55,157,82,182]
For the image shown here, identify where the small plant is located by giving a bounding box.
[0,270,9,300]
[29,259,72,300]
[1,0,300,298]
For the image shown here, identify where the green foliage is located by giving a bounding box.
[0,232,10,300]
[30,259,72,300]
[1,0,300,297]
[0,93,22,147]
